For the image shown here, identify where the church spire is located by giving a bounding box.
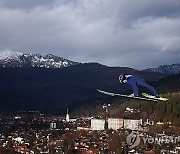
[66,108,70,122]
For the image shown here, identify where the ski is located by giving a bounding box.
[142,93,168,101]
[97,89,158,102]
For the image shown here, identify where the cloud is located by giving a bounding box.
[0,0,59,9]
[0,0,180,69]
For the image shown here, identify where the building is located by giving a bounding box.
[108,118,123,130]
[69,118,77,122]
[144,119,154,126]
[91,118,143,131]
[91,118,123,130]
[123,119,142,130]
[77,127,91,131]
[50,122,57,129]
[91,119,105,130]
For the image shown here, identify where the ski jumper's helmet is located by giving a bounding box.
[119,74,126,84]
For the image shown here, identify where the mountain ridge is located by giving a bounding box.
[144,64,180,74]
[0,50,180,75]
[0,49,78,68]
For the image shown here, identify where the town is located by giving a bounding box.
[0,107,180,154]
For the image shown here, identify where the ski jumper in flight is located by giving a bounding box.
[119,74,159,97]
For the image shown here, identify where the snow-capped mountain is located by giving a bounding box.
[144,64,180,74]
[0,50,78,68]
[0,50,23,60]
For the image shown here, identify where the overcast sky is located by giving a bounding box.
[0,0,180,69]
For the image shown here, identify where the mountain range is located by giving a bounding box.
[0,49,78,68]
[0,50,180,75]
[0,50,180,113]
[144,64,180,75]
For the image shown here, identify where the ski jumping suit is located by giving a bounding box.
[124,75,158,96]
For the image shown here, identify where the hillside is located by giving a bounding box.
[72,74,180,126]
[0,63,164,113]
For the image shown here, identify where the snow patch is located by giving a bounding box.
[0,49,23,60]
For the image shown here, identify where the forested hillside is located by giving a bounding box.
[72,74,180,126]
[0,63,164,113]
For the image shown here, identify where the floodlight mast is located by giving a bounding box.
[103,104,110,130]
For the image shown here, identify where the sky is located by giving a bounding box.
[0,0,180,69]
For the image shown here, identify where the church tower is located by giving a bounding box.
[66,108,70,122]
